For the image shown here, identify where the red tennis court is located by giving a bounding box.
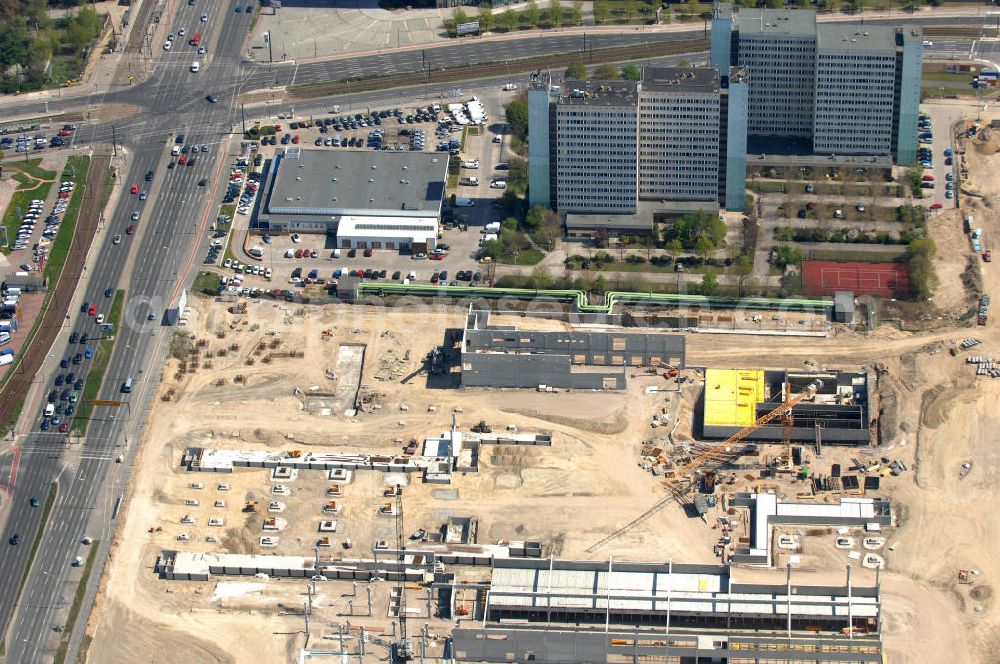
[801,260,909,297]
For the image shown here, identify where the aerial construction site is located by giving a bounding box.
[72,264,1000,664]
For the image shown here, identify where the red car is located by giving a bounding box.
[179,156,187,165]
[274,124,282,132]
[930,203,943,210]
[291,134,300,144]
[130,184,139,194]
[88,304,97,315]
[58,129,73,137]
[126,224,135,235]
[295,248,303,258]
[59,422,69,433]
[363,248,373,257]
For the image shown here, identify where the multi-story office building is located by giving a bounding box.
[711,3,922,164]
[528,66,749,218]
[639,68,722,202]
[553,80,640,214]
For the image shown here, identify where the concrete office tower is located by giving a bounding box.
[527,71,555,209]
[554,80,640,214]
[722,67,749,212]
[711,3,922,162]
[813,26,898,155]
[733,7,817,139]
[639,67,721,203]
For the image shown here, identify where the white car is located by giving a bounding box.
[463,160,479,169]
[291,233,301,243]
[163,41,172,51]
[502,83,518,91]
[96,314,105,324]
[201,13,208,21]
[490,180,507,189]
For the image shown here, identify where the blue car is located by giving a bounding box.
[235,4,241,12]
[84,346,94,359]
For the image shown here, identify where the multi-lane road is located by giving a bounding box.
[0,4,994,663]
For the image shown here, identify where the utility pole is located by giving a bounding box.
[241,103,247,136]
[111,124,118,158]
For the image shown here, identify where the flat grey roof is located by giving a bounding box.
[817,25,896,52]
[565,213,652,231]
[734,8,816,38]
[558,80,638,107]
[266,147,447,217]
[642,67,719,93]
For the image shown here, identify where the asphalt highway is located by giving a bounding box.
[0,1,255,661]
[0,5,992,663]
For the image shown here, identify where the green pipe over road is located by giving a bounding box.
[356,283,833,314]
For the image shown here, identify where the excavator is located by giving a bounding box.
[587,378,823,553]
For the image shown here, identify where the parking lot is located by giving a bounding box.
[212,94,513,294]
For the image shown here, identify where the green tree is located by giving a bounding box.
[593,0,609,24]
[478,2,494,32]
[549,0,563,27]
[502,8,518,31]
[595,63,620,80]
[526,0,541,26]
[593,274,607,294]
[666,211,727,250]
[570,0,584,25]
[531,265,554,289]
[480,238,500,259]
[694,236,715,262]
[665,238,683,261]
[700,273,719,296]
[452,7,470,26]
[565,61,587,79]
[772,245,803,269]
[733,254,753,297]
[505,96,528,139]
[622,64,641,81]
[908,237,939,300]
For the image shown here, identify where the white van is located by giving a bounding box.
[333,248,341,259]
[190,61,200,73]
[44,403,54,417]
[171,145,180,156]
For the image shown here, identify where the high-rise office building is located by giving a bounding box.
[528,67,748,215]
[711,3,922,164]
[554,80,640,214]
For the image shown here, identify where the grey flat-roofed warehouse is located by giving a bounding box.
[254,147,448,251]
[265,147,445,217]
[460,308,685,390]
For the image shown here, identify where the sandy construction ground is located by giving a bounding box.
[82,107,1000,663]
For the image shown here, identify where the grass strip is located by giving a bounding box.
[192,270,221,296]
[44,156,91,282]
[70,290,124,435]
[0,482,58,656]
[5,158,57,181]
[52,538,99,664]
